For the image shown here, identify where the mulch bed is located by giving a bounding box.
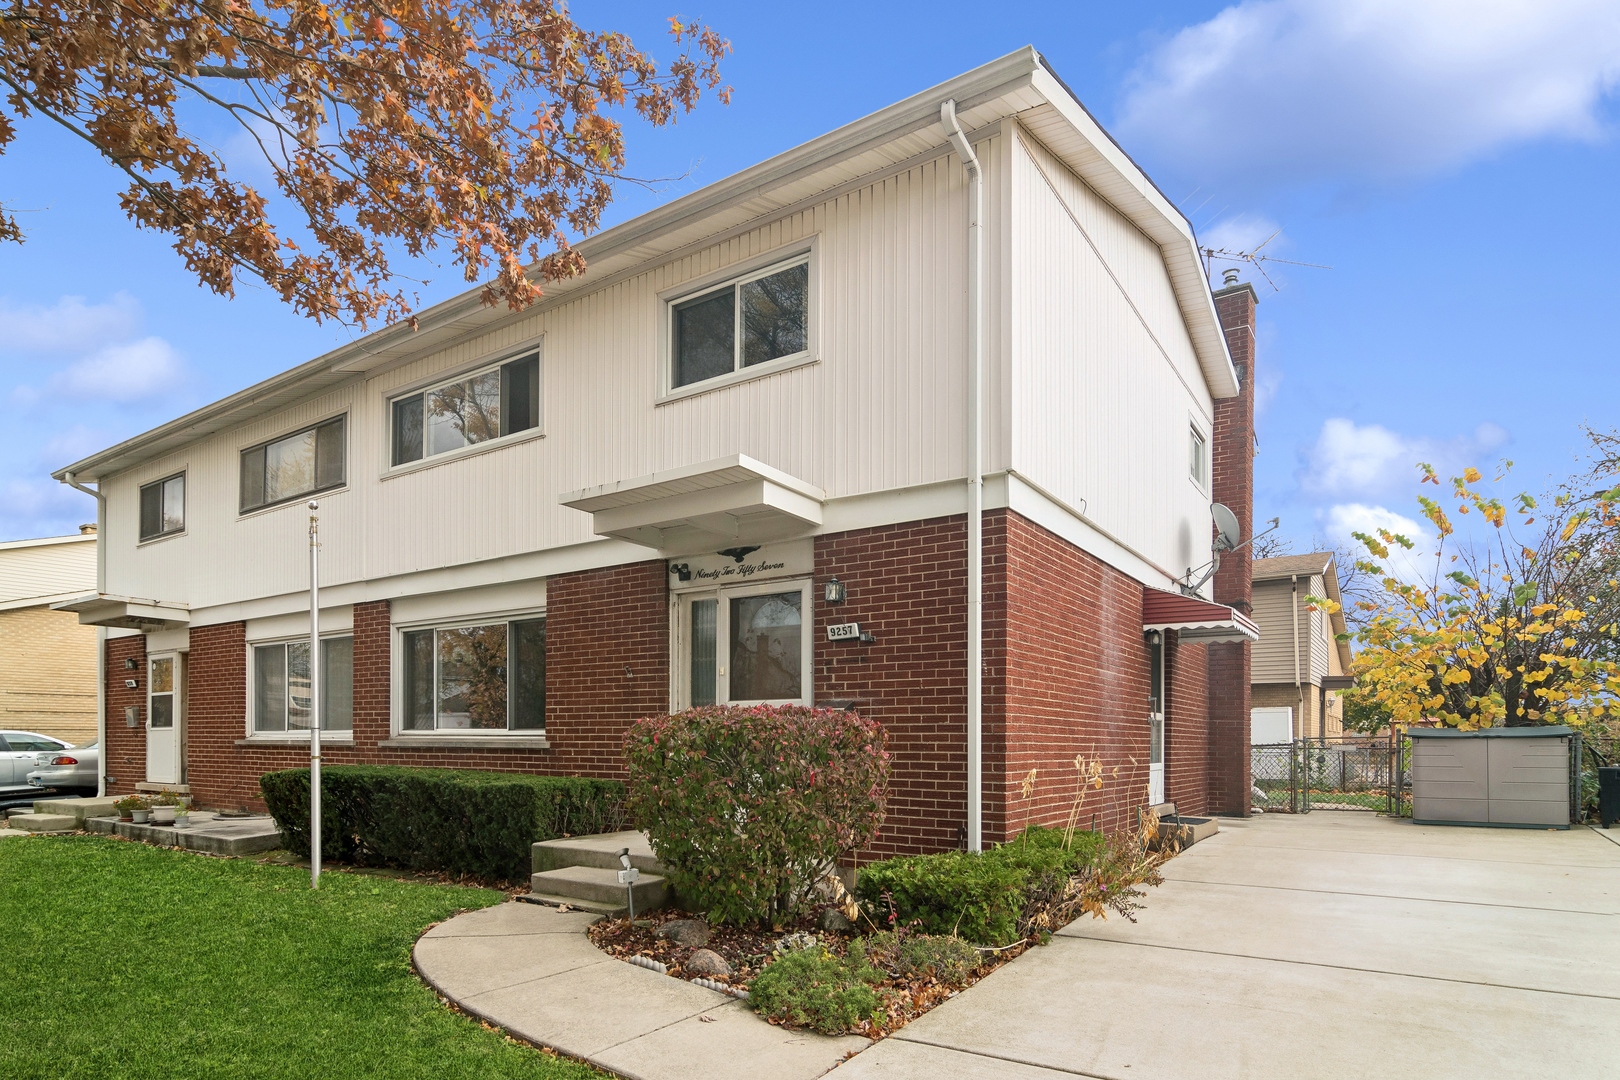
[585,905,1032,1037]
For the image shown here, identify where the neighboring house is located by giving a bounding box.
[51,48,1261,853]
[1250,553,1354,742]
[0,529,99,745]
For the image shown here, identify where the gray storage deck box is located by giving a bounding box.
[1410,726,1573,829]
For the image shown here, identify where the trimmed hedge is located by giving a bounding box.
[260,765,624,883]
[855,826,1103,946]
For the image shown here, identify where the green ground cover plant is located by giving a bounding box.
[746,944,885,1035]
[261,765,623,882]
[855,826,1104,946]
[0,835,601,1080]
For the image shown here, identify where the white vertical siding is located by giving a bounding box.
[102,140,1014,610]
[1007,128,1215,581]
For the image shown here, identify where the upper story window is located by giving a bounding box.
[672,256,809,389]
[138,473,185,541]
[391,353,540,467]
[1189,424,1208,490]
[240,417,346,513]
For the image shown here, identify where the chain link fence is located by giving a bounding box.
[1252,738,1407,815]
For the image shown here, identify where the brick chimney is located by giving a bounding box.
[1206,269,1257,816]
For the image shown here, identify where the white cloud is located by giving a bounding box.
[1119,0,1620,187]
[1320,502,1435,583]
[48,337,184,402]
[0,293,143,354]
[1299,417,1508,499]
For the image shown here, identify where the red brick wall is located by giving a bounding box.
[1208,280,1258,814]
[102,634,147,796]
[814,515,975,858]
[1164,632,1210,816]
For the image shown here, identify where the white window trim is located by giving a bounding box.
[660,241,818,401]
[243,632,356,742]
[382,337,545,478]
[237,410,351,517]
[137,469,188,546]
[1188,418,1210,494]
[671,577,813,711]
[389,611,547,738]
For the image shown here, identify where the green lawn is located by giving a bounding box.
[0,835,601,1080]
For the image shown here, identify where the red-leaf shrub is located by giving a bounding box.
[624,705,889,925]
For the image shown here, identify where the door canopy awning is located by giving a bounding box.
[53,593,191,631]
[1142,589,1259,644]
[560,454,825,556]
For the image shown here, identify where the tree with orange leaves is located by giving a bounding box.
[0,1,729,326]
[1335,439,1620,730]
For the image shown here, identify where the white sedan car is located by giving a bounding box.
[1,730,90,796]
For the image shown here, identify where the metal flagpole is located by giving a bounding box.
[308,500,321,889]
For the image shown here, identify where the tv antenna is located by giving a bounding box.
[1200,230,1331,292]
[1181,506,1280,596]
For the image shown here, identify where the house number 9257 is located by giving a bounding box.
[826,622,861,642]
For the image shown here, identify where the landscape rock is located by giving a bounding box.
[818,907,855,933]
[684,948,732,977]
[656,918,711,948]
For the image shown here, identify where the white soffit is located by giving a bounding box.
[560,455,825,555]
[52,593,191,631]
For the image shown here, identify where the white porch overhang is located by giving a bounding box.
[52,593,191,631]
[560,455,825,556]
[1142,589,1260,645]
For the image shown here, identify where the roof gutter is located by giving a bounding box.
[61,472,107,798]
[941,98,984,854]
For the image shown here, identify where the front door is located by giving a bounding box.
[146,654,184,785]
[1148,631,1166,805]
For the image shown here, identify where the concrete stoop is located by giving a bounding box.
[7,812,78,833]
[85,813,283,856]
[527,830,671,916]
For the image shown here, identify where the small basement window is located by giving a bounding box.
[241,417,346,512]
[391,353,540,466]
[671,257,810,390]
[138,473,185,541]
[400,617,546,731]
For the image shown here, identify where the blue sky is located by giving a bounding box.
[2,0,1618,553]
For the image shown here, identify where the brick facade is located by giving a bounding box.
[102,634,146,796]
[116,510,1237,841]
[1208,279,1259,814]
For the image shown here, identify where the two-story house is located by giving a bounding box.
[1250,552,1355,743]
[52,48,1259,855]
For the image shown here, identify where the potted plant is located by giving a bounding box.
[114,795,142,822]
[173,804,193,829]
[151,792,180,825]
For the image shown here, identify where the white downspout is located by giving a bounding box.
[941,99,984,852]
[62,472,107,797]
[1291,574,1301,742]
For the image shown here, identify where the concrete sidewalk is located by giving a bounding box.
[839,813,1620,1080]
[413,901,868,1080]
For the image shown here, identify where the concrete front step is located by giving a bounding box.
[84,813,283,855]
[9,813,78,833]
[530,865,669,913]
[32,796,121,825]
[532,830,666,876]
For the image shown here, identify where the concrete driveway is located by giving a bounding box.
[840,812,1620,1080]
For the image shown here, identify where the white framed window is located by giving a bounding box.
[252,636,354,734]
[398,616,546,732]
[1189,423,1208,491]
[669,255,811,391]
[390,351,540,467]
[241,416,346,513]
[138,472,185,541]
[674,579,812,709]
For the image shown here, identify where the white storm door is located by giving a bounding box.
[146,654,183,785]
[1148,713,1165,805]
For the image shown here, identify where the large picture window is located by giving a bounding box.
[400,617,546,731]
[671,257,809,389]
[391,353,540,466]
[138,473,185,541]
[678,581,810,708]
[241,417,346,512]
[253,636,353,733]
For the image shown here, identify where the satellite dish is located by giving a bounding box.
[1211,503,1241,553]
